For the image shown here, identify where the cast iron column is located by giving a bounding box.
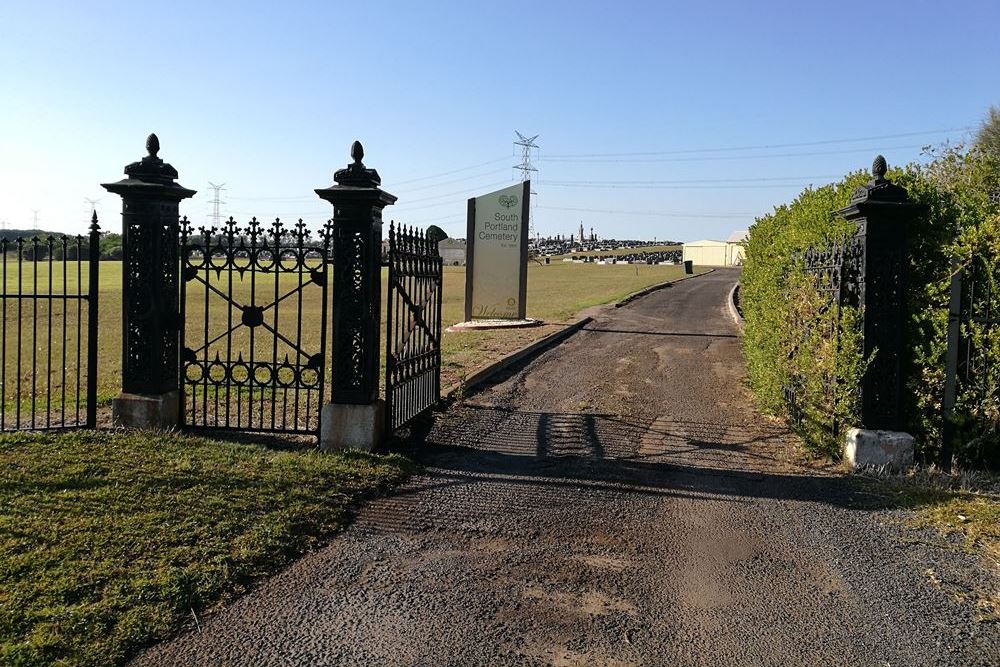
[315,141,396,449]
[103,134,195,427]
[836,155,917,431]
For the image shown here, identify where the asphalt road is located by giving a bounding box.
[134,268,1000,666]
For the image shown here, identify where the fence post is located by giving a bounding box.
[86,212,100,428]
[835,155,919,466]
[102,134,195,428]
[315,141,396,450]
[940,264,964,471]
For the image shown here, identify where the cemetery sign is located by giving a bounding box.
[465,181,530,320]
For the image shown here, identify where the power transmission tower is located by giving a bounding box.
[31,209,40,230]
[84,198,101,222]
[513,131,539,237]
[207,182,227,227]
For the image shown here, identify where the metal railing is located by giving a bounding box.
[0,214,100,431]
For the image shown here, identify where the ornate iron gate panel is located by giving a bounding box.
[384,222,443,432]
[783,234,864,436]
[179,216,331,435]
[0,215,100,432]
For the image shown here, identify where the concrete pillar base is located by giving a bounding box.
[320,400,385,452]
[112,390,180,429]
[844,428,914,470]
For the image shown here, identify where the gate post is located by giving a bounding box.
[315,141,396,450]
[835,155,918,467]
[102,134,195,428]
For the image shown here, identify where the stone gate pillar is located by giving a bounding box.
[315,141,396,450]
[103,134,195,427]
[836,155,918,467]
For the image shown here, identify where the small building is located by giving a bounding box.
[438,238,467,266]
[682,239,728,266]
[683,231,748,267]
[725,229,749,266]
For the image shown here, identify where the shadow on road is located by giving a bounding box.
[388,404,894,518]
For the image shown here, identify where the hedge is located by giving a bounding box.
[741,146,1000,467]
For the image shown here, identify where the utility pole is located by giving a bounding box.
[207,182,226,227]
[514,131,538,238]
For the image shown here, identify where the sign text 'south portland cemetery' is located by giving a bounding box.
[465,181,530,320]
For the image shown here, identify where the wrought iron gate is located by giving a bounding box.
[0,215,100,432]
[179,216,331,435]
[783,235,864,437]
[384,222,443,432]
[942,254,1000,467]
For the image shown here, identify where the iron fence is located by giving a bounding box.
[942,254,1000,467]
[0,214,100,431]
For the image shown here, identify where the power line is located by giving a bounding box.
[228,194,314,202]
[394,167,511,194]
[540,182,837,190]
[536,205,755,219]
[540,174,843,186]
[535,142,939,164]
[392,156,510,186]
[224,166,511,202]
[540,126,974,160]
[396,179,513,206]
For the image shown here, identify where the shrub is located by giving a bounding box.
[742,146,1000,466]
[741,172,867,456]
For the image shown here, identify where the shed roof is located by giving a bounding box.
[727,230,749,243]
[683,239,727,247]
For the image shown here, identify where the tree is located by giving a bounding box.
[975,105,1000,162]
[426,225,448,243]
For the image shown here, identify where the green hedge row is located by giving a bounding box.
[741,147,1000,466]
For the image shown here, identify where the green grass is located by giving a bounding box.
[439,262,701,387]
[1,260,703,407]
[0,429,414,666]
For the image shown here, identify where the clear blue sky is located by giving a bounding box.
[1,0,997,241]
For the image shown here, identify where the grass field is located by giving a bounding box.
[1,260,703,418]
[0,429,414,666]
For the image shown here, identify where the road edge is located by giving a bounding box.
[442,316,593,399]
[728,281,744,333]
[614,267,716,308]
[442,268,719,400]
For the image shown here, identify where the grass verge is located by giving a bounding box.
[868,467,1000,620]
[0,429,414,666]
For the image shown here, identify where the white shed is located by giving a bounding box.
[682,239,728,266]
[725,230,749,266]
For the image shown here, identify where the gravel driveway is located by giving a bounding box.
[135,268,1000,666]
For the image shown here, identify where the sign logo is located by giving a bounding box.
[498,194,518,209]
